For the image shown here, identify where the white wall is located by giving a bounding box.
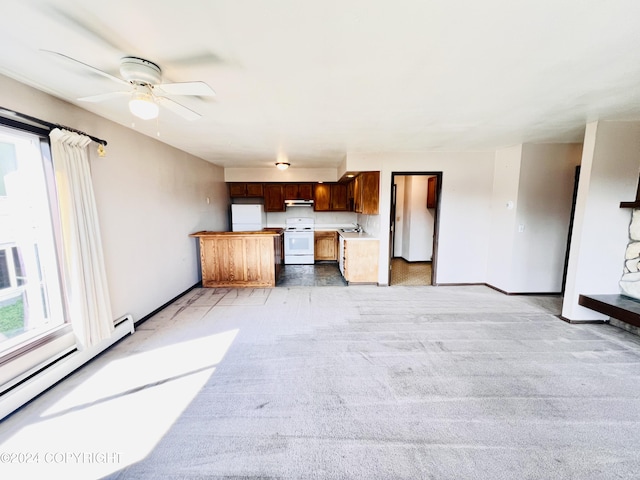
[347,151,495,285]
[563,121,640,320]
[487,143,581,293]
[512,143,581,292]
[405,175,434,261]
[396,175,435,261]
[401,177,413,256]
[225,167,338,182]
[486,145,522,290]
[266,209,357,228]
[0,74,228,323]
[357,212,381,237]
[231,197,359,228]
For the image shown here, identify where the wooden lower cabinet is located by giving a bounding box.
[273,231,284,279]
[314,231,338,261]
[190,231,283,287]
[343,239,379,284]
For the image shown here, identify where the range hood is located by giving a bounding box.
[285,199,314,207]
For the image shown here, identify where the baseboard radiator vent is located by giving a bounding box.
[0,314,135,421]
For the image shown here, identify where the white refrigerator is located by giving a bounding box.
[231,204,266,231]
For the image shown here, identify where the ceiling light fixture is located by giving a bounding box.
[275,161,290,170]
[129,89,159,120]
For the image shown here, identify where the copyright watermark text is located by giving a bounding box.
[0,451,121,464]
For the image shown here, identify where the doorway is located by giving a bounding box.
[389,172,441,286]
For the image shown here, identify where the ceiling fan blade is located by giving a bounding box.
[157,97,202,121]
[42,50,129,87]
[155,81,215,97]
[78,91,130,103]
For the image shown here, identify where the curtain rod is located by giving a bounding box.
[0,106,107,146]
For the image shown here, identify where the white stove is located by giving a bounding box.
[284,217,315,264]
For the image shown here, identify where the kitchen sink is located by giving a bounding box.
[340,228,359,233]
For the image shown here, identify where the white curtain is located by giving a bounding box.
[50,128,113,350]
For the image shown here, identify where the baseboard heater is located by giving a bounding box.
[0,314,135,421]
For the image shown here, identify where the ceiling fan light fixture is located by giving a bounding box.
[275,161,290,170]
[129,91,159,120]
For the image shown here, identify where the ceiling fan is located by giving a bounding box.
[43,50,216,121]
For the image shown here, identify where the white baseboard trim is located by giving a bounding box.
[0,315,134,421]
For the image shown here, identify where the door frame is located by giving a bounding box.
[389,171,443,286]
[561,165,580,293]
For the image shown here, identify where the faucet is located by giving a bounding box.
[354,223,362,233]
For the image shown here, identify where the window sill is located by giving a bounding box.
[0,324,74,367]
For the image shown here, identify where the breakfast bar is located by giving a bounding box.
[190,229,283,288]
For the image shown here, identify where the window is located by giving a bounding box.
[0,125,66,353]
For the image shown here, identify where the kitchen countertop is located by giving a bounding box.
[262,226,377,240]
[336,230,377,240]
[312,228,377,240]
[190,229,283,237]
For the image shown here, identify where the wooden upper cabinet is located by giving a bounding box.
[314,183,348,211]
[229,182,264,198]
[427,176,437,208]
[313,183,331,211]
[361,172,380,214]
[354,172,379,215]
[246,183,264,197]
[284,184,299,200]
[347,180,355,211]
[229,183,247,197]
[353,175,362,213]
[226,176,378,212]
[330,183,348,211]
[298,183,313,200]
[284,183,313,200]
[264,184,285,212]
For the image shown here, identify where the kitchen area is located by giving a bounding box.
[190,173,381,288]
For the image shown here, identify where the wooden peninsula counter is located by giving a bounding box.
[190,229,283,288]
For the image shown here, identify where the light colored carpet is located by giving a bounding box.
[3,286,640,479]
[390,257,432,285]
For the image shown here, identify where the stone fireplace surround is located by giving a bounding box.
[620,209,640,300]
[614,207,640,335]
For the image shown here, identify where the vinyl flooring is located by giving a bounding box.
[276,262,347,287]
[390,257,432,286]
[278,260,431,287]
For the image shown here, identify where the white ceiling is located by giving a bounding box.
[1,0,640,168]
